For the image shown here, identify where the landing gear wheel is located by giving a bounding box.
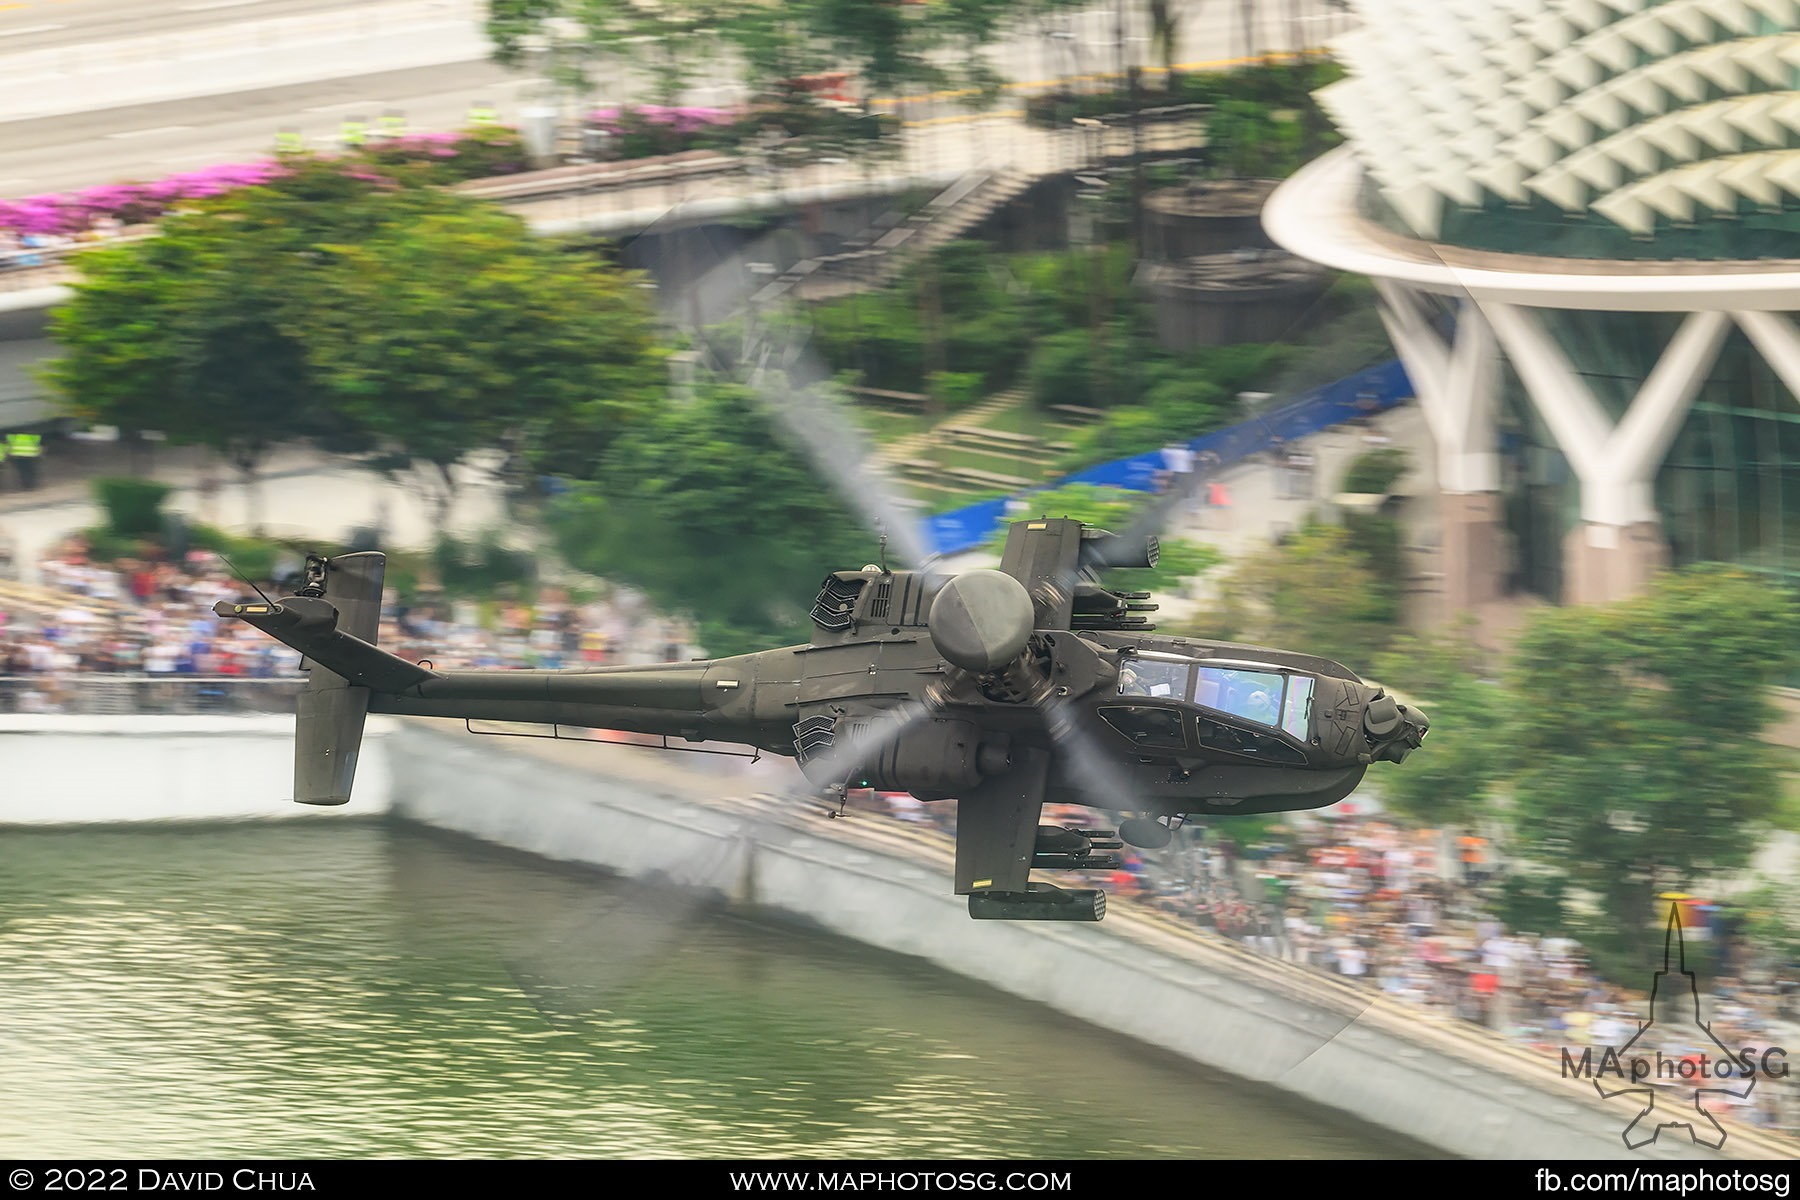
[1118,817,1172,850]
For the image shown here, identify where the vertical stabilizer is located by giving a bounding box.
[293,552,385,806]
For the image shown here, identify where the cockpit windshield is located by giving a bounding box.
[1117,655,1191,700]
[1115,654,1316,743]
[1195,666,1283,726]
[1196,665,1314,740]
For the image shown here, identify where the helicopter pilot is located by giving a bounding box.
[1119,668,1148,696]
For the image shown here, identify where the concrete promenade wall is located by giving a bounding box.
[383,720,1790,1162]
[0,714,393,823]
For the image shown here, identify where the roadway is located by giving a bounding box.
[0,0,1357,199]
[0,60,524,197]
[0,0,375,55]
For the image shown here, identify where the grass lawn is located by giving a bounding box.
[965,401,1084,442]
[906,479,995,507]
[840,385,1103,512]
[923,445,1051,481]
[919,484,1011,513]
[841,400,937,443]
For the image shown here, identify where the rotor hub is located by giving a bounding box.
[928,569,1035,674]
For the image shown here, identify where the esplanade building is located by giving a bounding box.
[1264,0,1800,607]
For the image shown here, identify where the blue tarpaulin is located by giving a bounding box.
[917,358,1413,557]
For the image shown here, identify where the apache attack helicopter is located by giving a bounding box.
[215,515,1429,923]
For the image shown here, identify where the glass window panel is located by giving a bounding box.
[1193,717,1308,765]
[1119,658,1192,700]
[1099,706,1188,750]
[1282,676,1314,743]
[1195,667,1284,727]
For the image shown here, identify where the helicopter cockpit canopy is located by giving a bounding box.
[1116,653,1317,744]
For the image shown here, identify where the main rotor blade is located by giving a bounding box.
[1040,448,1215,613]
[1040,691,1141,814]
[743,345,935,570]
[639,215,936,569]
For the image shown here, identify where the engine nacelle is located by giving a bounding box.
[855,719,1013,795]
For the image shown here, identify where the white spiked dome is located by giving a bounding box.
[1318,0,1800,238]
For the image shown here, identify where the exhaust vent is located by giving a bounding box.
[793,715,837,762]
[810,576,865,631]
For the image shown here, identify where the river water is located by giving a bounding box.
[0,821,1425,1159]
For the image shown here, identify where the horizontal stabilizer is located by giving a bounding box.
[213,597,437,694]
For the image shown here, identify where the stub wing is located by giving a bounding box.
[953,746,1050,896]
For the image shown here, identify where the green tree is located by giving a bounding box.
[726,0,1038,104]
[1368,618,1502,828]
[1732,876,1800,967]
[486,0,567,72]
[1206,99,1306,179]
[42,160,378,529]
[1340,447,1411,495]
[1190,521,1397,669]
[39,236,197,473]
[572,1,734,105]
[305,202,667,524]
[46,157,665,532]
[1497,565,1800,971]
[545,383,875,657]
[485,1,687,99]
[488,0,1058,112]
[1147,0,1179,88]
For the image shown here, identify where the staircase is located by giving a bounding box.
[790,167,1036,302]
[869,387,1029,471]
[933,423,1076,458]
[866,386,1080,496]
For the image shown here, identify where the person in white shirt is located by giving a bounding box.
[144,641,178,675]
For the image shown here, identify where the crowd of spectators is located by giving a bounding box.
[0,534,696,712]
[0,216,129,273]
[876,791,1798,1137]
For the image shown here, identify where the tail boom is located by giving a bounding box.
[215,575,786,771]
